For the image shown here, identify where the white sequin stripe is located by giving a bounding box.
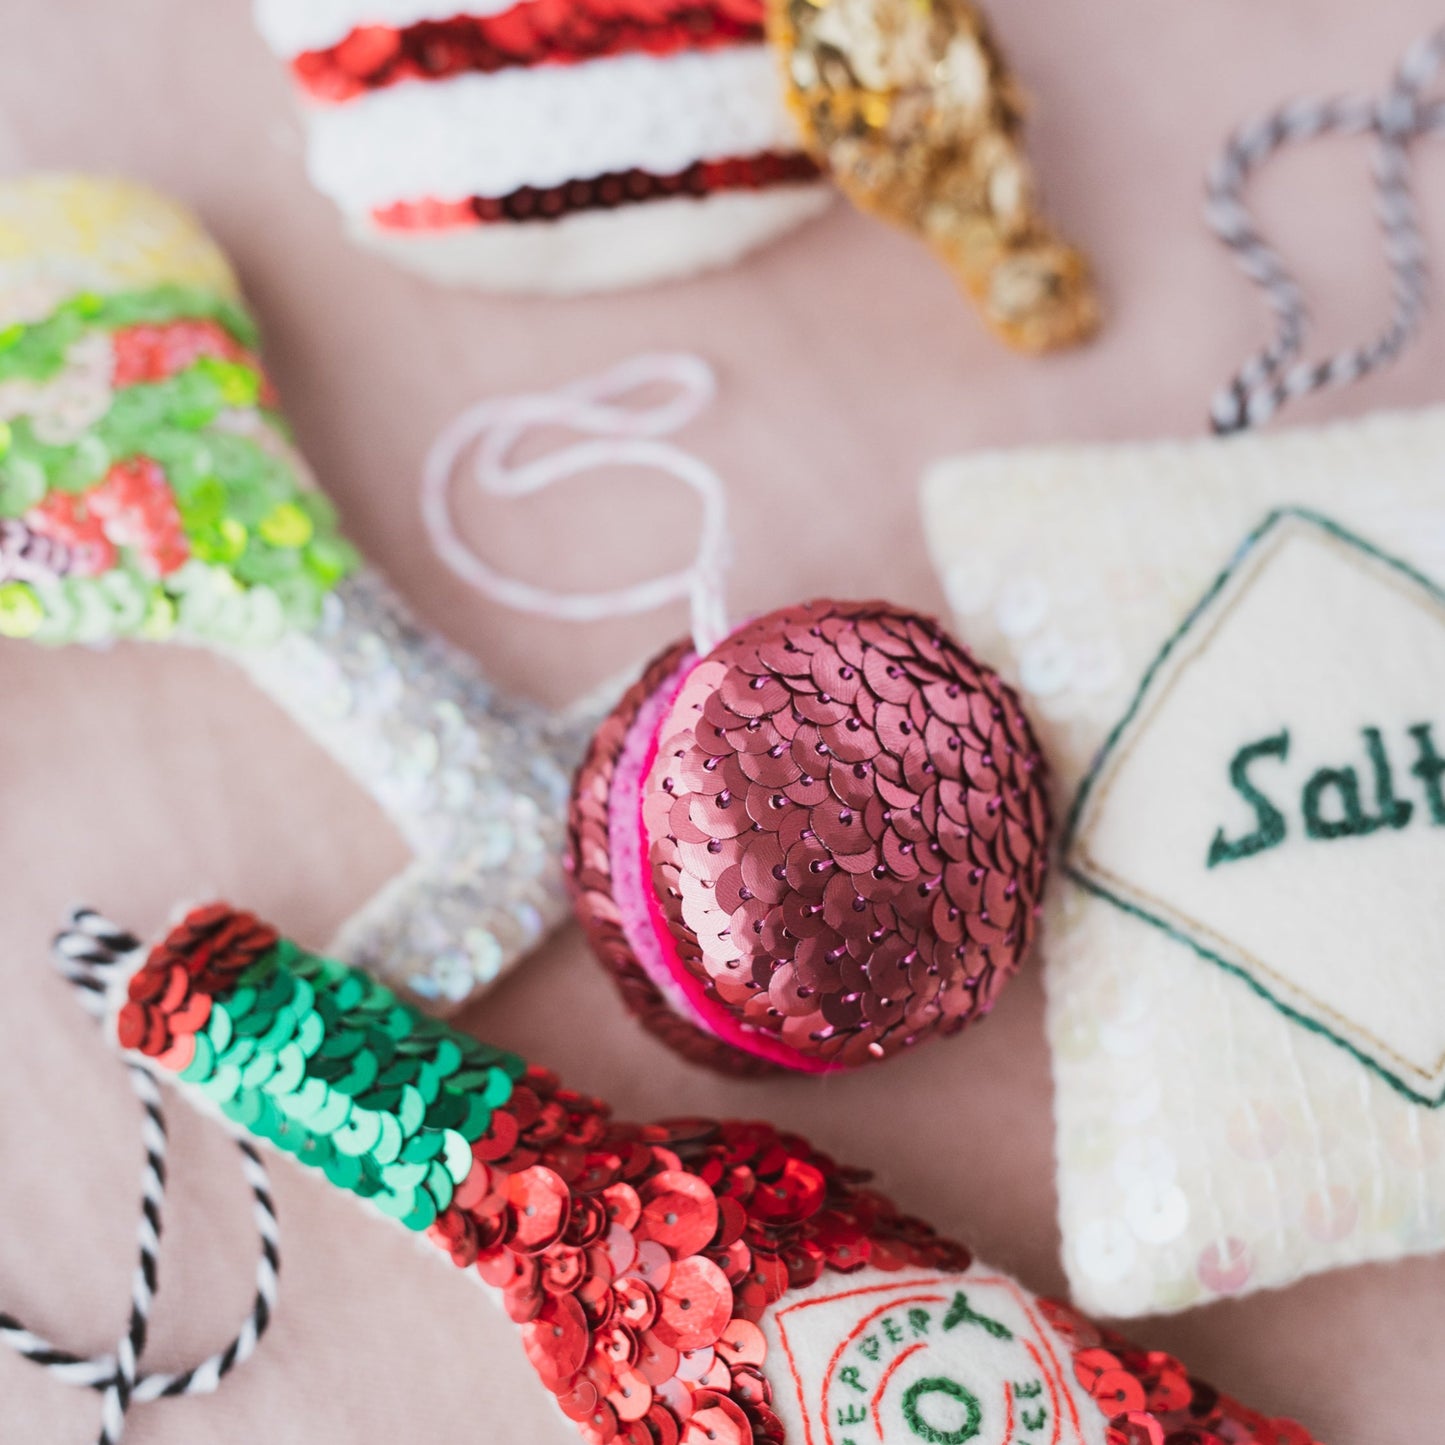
[303,47,803,212]
[256,0,530,57]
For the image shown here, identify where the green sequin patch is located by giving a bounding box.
[179,939,524,1229]
[0,283,358,647]
[0,285,257,386]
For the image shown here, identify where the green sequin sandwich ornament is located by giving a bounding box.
[0,174,592,1008]
[63,898,1325,1445]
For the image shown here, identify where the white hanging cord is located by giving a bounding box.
[421,352,732,656]
[0,910,280,1445]
[1206,25,1445,432]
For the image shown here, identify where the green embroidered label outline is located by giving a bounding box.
[1063,506,1445,1108]
[1207,730,1291,867]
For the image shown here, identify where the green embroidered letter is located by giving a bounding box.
[1303,765,1368,839]
[1207,730,1290,867]
[839,1366,867,1394]
[941,1292,1012,1341]
[1410,723,1445,825]
[908,1308,932,1336]
[1363,726,1414,831]
[901,1377,982,1444]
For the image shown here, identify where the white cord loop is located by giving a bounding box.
[421,352,732,656]
[1207,25,1445,432]
[0,910,280,1445]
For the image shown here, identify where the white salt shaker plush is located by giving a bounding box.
[921,409,1445,1317]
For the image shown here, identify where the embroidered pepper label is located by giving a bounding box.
[1066,508,1445,1105]
[769,1271,1093,1445]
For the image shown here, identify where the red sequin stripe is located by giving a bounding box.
[118,906,279,1060]
[371,152,821,232]
[291,2,767,102]
[1038,1299,1321,1445]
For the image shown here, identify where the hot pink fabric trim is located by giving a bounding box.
[607,650,837,1074]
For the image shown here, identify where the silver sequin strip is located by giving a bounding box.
[234,568,600,1008]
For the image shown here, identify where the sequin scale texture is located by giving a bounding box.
[238,569,592,1006]
[0,174,589,1006]
[569,602,1052,1074]
[257,1,828,293]
[371,153,821,232]
[110,904,1322,1445]
[289,0,772,100]
[767,0,1098,351]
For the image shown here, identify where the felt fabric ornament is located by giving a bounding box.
[919,26,1445,1320]
[252,0,1095,348]
[925,417,1445,1318]
[66,899,1323,1445]
[923,416,1445,1317]
[255,0,831,293]
[0,173,592,1009]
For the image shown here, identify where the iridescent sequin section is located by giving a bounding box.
[237,569,589,1006]
[572,602,1051,1073]
[117,904,1324,1445]
[767,0,1098,352]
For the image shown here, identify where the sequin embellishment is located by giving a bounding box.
[114,904,1324,1445]
[569,602,1052,1073]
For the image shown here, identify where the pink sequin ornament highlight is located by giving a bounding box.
[567,602,1051,1075]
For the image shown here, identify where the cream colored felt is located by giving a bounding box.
[920,408,1445,1318]
[759,1266,1105,1445]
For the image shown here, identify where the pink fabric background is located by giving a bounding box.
[3,1,1444,1440]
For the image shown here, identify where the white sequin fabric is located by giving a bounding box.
[236,569,602,1010]
[920,408,1445,1317]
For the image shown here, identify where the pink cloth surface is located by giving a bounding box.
[2,1,1444,1441]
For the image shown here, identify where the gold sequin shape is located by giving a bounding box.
[0,175,238,326]
[768,0,1098,351]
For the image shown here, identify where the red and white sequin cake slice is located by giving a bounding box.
[255,0,829,291]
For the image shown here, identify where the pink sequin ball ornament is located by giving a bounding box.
[567,599,1051,1075]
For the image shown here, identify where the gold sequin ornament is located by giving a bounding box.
[768,0,1098,351]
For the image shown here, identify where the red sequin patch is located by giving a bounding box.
[370,153,821,233]
[291,2,767,103]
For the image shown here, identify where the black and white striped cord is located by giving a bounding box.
[0,909,280,1445]
[1206,24,1445,433]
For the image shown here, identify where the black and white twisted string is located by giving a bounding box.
[1207,24,1445,432]
[0,909,280,1445]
